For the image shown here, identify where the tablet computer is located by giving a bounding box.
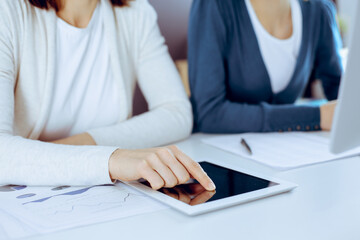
[124,159,297,215]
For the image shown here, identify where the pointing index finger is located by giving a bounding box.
[168,146,216,191]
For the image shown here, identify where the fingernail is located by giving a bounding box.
[208,181,216,190]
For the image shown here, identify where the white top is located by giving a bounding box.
[0,0,192,186]
[40,3,120,141]
[245,0,303,94]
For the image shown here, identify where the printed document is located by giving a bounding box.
[0,183,167,239]
[202,132,360,169]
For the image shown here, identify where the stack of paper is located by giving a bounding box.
[202,132,360,170]
[0,183,167,239]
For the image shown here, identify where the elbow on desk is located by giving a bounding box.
[193,103,264,134]
[192,102,230,134]
[195,118,241,134]
[194,109,236,134]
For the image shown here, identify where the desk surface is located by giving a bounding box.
[26,133,360,240]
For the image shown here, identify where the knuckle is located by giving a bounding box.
[156,148,169,156]
[169,145,179,152]
[137,160,149,170]
[137,160,150,175]
[167,176,178,188]
[179,173,191,184]
[189,160,201,170]
[146,153,159,163]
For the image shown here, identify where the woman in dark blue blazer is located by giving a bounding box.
[189,0,342,133]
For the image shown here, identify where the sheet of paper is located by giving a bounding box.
[0,183,167,238]
[0,209,37,239]
[202,132,360,169]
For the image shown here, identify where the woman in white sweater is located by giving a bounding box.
[0,0,215,191]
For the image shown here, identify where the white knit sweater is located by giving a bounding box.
[0,0,192,186]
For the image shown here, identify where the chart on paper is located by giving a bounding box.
[0,183,167,236]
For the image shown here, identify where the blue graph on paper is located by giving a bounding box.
[0,182,166,235]
[22,184,113,205]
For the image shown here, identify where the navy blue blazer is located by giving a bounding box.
[189,0,343,133]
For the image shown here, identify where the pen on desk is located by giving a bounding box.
[240,138,253,155]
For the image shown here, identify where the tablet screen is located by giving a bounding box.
[140,161,278,206]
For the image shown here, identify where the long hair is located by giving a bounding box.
[28,0,131,11]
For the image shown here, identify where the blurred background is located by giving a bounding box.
[133,0,192,115]
[338,0,357,45]
[133,0,355,115]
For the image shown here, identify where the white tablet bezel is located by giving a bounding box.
[124,159,297,216]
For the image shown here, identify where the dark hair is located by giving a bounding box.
[28,0,131,11]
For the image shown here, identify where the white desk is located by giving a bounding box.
[25,134,360,240]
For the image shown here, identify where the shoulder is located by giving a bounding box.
[191,0,235,15]
[111,0,159,40]
[113,0,157,20]
[0,0,32,17]
[192,0,235,7]
[190,0,235,36]
[301,0,338,33]
[0,1,25,35]
[190,0,235,25]
[127,0,153,11]
[306,0,338,18]
[110,0,161,53]
[0,0,41,29]
[0,0,22,10]
[309,0,337,10]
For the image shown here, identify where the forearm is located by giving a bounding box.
[88,101,193,148]
[193,99,321,133]
[0,134,115,185]
[261,103,321,132]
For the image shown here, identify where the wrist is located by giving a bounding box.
[51,133,97,145]
[109,148,121,180]
[320,102,336,131]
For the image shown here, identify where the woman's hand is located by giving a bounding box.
[320,101,337,131]
[109,146,216,191]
